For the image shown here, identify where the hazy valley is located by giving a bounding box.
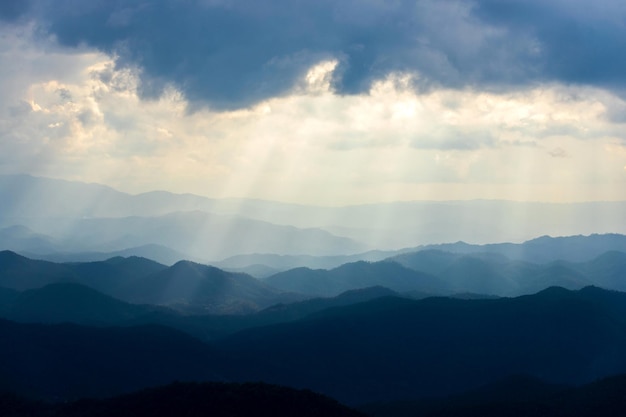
[2,176,626,416]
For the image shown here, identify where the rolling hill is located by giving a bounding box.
[0,251,77,290]
[264,260,448,297]
[216,286,626,404]
[2,286,626,406]
[0,381,366,417]
[118,260,302,313]
[0,319,229,400]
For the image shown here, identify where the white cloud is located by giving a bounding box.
[1,24,626,205]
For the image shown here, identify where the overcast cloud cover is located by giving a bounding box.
[0,0,625,204]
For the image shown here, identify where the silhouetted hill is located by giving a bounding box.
[0,283,161,325]
[0,253,303,314]
[0,392,47,417]
[254,286,400,323]
[0,258,411,341]
[390,250,594,296]
[25,244,190,266]
[0,287,19,306]
[117,286,402,341]
[0,226,57,254]
[120,260,301,313]
[0,251,77,290]
[216,286,626,404]
[417,233,626,264]
[0,251,171,298]
[514,233,626,263]
[66,256,168,297]
[0,382,366,417]
[443,254,589,295]
[122,286,403,341]
[390,249,463,275]
[0,282,386,341]
[0,283,257,341]
[362,373,626,417]
[4,287,626,405]
[5,249,626,312]
[0,319,229,400]
[361,375,567,417]
[435,254,520,295]
[582,251,626,291]
[264,261,448,297]
[219,263,281,278]
[214,250,412,274]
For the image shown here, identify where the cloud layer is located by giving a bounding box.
[0,1,625,205]
[3,0,626,110]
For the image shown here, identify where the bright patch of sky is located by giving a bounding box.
[1,1,625,205]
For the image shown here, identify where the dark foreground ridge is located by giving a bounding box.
[0,381,366,417]
[5,286,626,404]
[362,373,626,417]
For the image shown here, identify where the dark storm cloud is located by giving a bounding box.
[20,0,626,110]
[473,0,626,90]
[0,0,31,21]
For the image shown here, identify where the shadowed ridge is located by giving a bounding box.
[265,260,447,297]
[254,286,401,324]
[0,250,30,266]
[362,373,626,417]
[361,374,567,417]
[0,319,230,400]
[583,251,626,291]
[216,286,626,404]
[1,283,154,325]
[65,256,167,296]
[0,381,366,417]
[0,251,77,291]
[120,260,297,313]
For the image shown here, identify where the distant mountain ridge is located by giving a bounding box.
[3,243,626,307]
[0,175,367,259]
[388,250,592,295]
[416,233,626,263]
[264,260,448,297]
[22,243,191,266]
[0,283,406,341]
[213,233,626,274]
[3,175,626,256]
[0,283,160,325]
[0,250,77,291]
[120,260,301,314]
[0,251,301,314]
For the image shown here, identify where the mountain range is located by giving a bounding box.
[3,175,626,261]
[4,175,626,413]
[0,381,366,417]
[3,243,626,311]
[362,373,626,417]
[3,239,626,406]
[3,286,626,405]
[0,251,306,314]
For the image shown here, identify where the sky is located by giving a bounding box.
[1,0,626,206]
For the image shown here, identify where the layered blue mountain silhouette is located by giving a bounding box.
[3,175,626,415]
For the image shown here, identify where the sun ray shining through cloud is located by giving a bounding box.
[1,2,626,211]
[6,5,626,406]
